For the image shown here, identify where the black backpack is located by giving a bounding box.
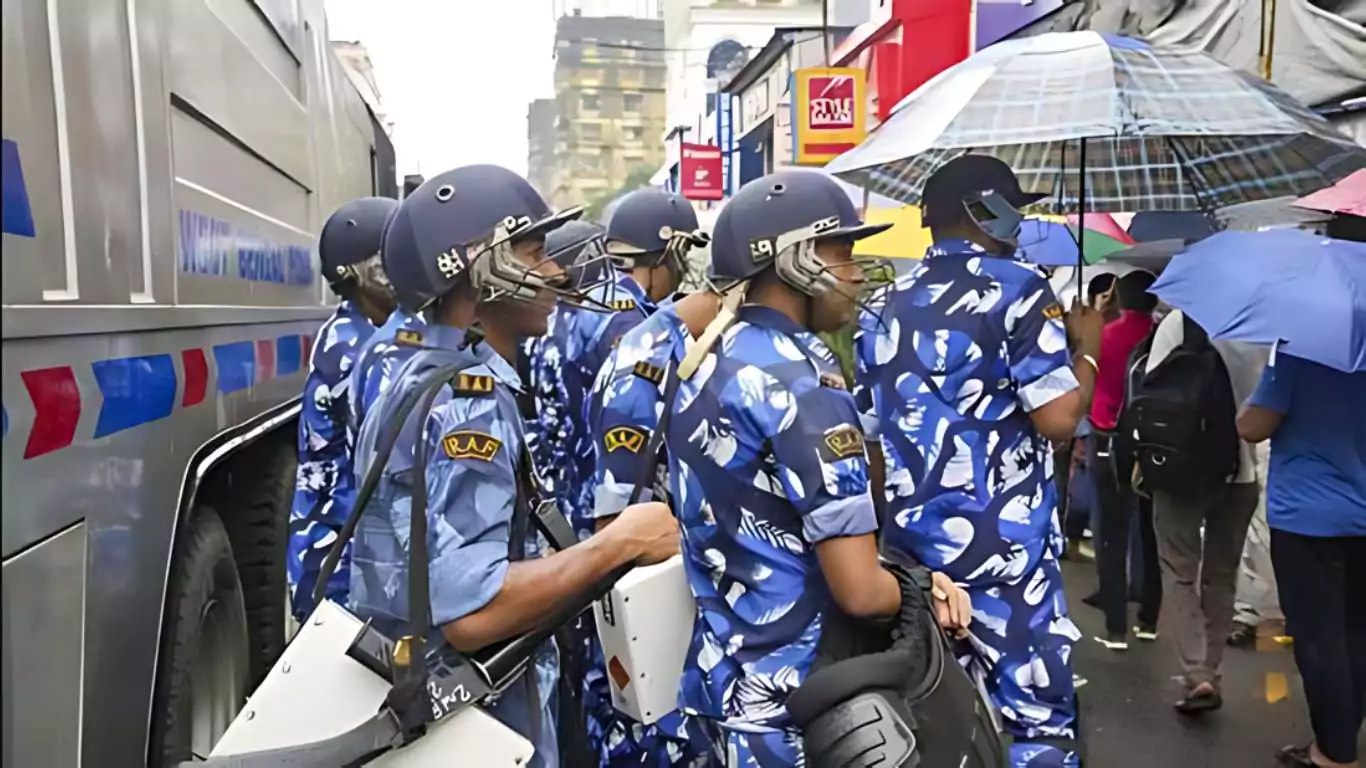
[1127,314,1240,493]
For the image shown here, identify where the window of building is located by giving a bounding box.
[623,92,643,113]
[582,92,600,112]
[580,122,603,142]
[621,125,644,142]
[581,41,598,61]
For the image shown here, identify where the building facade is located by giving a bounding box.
[547,15,669,211]
[527,98,558,199]
[552,0,665,19]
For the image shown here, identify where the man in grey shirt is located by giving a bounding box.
[1143,308,1268,712]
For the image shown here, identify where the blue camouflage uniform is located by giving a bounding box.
[854,238,1083,768]
[520,276,676,766]
[349,307,428,438]
[525,273,656,539]
[288,300,376,618]
[660,304,881,767]
[349,324,560,767]
[584,301,712,766]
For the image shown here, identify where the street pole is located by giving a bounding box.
[822,0,831,66]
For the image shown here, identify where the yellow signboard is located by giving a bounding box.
[792,67,868,166]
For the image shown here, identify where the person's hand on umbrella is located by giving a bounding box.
[1066,298,1105,359]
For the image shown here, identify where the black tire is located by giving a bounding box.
[149,508,250,767]
[219,434,296,686]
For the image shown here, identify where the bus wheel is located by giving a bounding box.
[149,507,250,766]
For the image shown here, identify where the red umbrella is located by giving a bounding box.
[1294,169,1366,217]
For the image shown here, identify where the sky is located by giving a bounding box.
[325,0,557,179]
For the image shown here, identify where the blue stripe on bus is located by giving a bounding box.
[276,334,302,376]
[2,138,36,238]
[92,355,178,438]
[213,341,257,394]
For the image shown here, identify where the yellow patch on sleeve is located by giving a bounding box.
[820,424,866,461]
[1042,302,1064,321]
[604,426,648,454]
[441,430,503,462]
[395,329,424,346]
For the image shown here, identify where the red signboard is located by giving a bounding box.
[679,142,724,201]
[807,75,858,130]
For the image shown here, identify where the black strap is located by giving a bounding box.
[627,359,684,506]
[314,360,481,608]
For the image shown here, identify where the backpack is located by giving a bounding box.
[1127,314,1240,493]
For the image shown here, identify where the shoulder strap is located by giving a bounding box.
[627,361,685,506]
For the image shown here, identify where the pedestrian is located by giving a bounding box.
[1137,308,1267,712]
[1229,439,1282,647]
[663,171,972,766]
[1238,351,1366,768]
[348,165,681,768]
[1087,270,1161,651]
[287,196,398,620]
[1058,273,1120,561]
[856,154,1104,767]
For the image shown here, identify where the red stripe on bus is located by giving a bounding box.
[181,348,208,407]
[23,366,81,459]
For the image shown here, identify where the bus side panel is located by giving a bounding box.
[0,321,318,766]
[2,522,87,768]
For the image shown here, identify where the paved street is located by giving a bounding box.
[1059,560,1365,767]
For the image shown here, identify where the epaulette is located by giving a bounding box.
[609,298,638,312]
[633,361,665,385]
[451,372,496,396]
[395,329,424,347]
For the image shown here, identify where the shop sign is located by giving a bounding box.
[791,67,867,165]
[679,142,724,201]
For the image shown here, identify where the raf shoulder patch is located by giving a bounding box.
[442,430,502,462]
[1042,302,1064,321]
[819,424,866,462]
[395,329,424,346]
[452,373,496,396]
[604,425,648,454]
[819,372,848,391]
[609,298,638,312]
[633,361,665,385]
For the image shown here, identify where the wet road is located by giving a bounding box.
[1058,560,1359,767]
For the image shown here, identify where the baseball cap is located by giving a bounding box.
[921,155,1049,225]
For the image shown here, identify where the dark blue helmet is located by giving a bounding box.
[319,197,399,287]
[382,165,581,311]
[709,171,890,294]
[604,188,700,266]
[545,220,610,290]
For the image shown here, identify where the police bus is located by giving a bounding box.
[1,1,392,764]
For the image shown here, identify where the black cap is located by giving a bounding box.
[921,155,1048,225]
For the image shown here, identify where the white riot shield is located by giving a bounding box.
[209,600,534,766]
[593,555,694,725]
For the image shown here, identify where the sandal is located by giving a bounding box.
[1174,683,1222,714]
[1227,623,1257,648]
[1275,744,1314,766]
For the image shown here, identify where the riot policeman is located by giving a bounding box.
[288,196,399,620]
[347,165,679,768]
[853,155,1102,767]
[658,171,972,766]
[522,192,704,765]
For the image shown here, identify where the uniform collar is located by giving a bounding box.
[424,324,523,393]
[337,299,365,320]
[924,238,1024,263]
[737,304,810,340]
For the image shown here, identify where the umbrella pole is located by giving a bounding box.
[1077,138,1087,299]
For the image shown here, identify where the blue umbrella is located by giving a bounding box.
[1149,229,1366,372]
